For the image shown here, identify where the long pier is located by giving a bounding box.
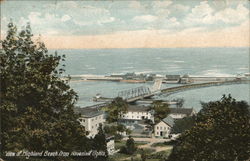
[83,79,249,109]
[160,80,250,96]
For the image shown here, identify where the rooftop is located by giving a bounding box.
[74,107,104,118]
[162,115,175,127]
[165,75,181,78]
[169,107,195,115]
[127,105,150,112]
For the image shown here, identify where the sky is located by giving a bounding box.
[0,0,249,49]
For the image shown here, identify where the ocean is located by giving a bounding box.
[51,47,250,111]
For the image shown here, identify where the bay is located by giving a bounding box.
[51,47,249,110]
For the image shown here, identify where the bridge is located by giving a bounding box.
[118,79,163,102]
[85,79,163,109]
[83,79,249,109]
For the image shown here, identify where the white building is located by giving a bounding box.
[154,115,174,138]
[169,107,196,119]
[74,107,105,138]
[120,105,154,123]
[106,136,115,155]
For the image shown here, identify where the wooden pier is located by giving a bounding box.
[161,80,250,96]
[83,79,249,109]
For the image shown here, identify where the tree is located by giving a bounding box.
[167,95,250,161]
[150,100,170,124]
[92,124,108,161]
[103,124,127,141]
[0,22,92,160]
[171,116,195,134]
[105,97,128,123]
[140,149,147,161]
[125,136,137,155]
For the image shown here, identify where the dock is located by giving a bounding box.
[83,79,249,109]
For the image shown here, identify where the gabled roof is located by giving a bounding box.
[169,107,195,115]
[74,107,104,118]
[162,115,174,127]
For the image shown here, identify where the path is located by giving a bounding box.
[122,137,172,152]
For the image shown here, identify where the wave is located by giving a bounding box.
[87,67,96,70]
[123,66,135,69]
[173,60,185,63]
[199,69,235,77]
[238,67,248,70]
[167,66,180,69]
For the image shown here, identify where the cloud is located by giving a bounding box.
[213,4,249,24]
[167,17,180,27]
[61,15,71,22]
[4,2,116,36]
[51,1,78,9]
[129,1,143,9]
[172,4,190,12]
[133,15,158,23]
[66,4,115,26]
[39,18,249,49]
[184,1,214,25]
[152,1,172,16]
[152,1,172,8]
[28,12,43,25]
[185,2,249,25]
[1,0,249,47]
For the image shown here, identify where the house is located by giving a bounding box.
[119,105,154,123]
[154,115,174,138]
[169,107,196,119]
[74,107,105,138]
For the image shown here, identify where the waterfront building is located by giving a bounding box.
[180,74,194,83]
[74,107,105,138]
[165,75,181,83]
[119,105,154,123]
[169,107,196,119]
[154,115,174,138]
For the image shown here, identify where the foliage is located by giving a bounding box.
[105,97,128,123]
[120,136,137,155]
[0,22,103,161]
[139,149,147,161]
[104,124,127,141]
[150,100,170,124]
[151,140,177,147]
[147,149,172,161]
[167,95,250,161]
[171,116,195,134]
[125,136,137,155]
[92,124,108,161]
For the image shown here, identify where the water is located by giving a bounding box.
[157,84,250,111]
[51,48,250,111]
